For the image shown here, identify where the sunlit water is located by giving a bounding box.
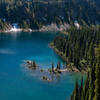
[0,32,85,100]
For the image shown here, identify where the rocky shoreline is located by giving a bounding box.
[24,60,68,82]
[0,23,70,33]
[49,42,87,74]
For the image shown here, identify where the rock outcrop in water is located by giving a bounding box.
[26,60,38,69]
[25,60,68,82]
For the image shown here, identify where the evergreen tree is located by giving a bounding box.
[57,62,61,70]
[81,74,89,100]
[93,45,100,100]
[93,63,100,100]
[71,45,100,100]
[52,63,54,72]
[89,64,95,100]
[79,76,83,100]
[72,80,79,100]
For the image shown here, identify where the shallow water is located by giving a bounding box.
[0,32,85,100]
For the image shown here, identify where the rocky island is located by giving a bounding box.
[24,60,68,82]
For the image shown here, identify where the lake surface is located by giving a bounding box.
[0,32,85,100]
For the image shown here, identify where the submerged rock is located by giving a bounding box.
[42,76,52,82]
[40,69,44,72]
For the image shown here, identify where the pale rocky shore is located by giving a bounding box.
[0,23,71,33]
[39,23,70,32]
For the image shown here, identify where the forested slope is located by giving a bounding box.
[51,26,100,72]
[70,44,100,100]
[0,0,100,30]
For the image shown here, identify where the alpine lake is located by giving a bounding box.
[0,32,85,100]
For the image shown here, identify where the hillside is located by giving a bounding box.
[51,26,100,72]
[71,44,100,100]
[0,0,100,31]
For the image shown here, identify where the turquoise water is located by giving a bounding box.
[0,32,85,100]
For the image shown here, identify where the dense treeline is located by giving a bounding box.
[51,25,100,99]
[52,26,100,71]
[0,0,100,30]
[70,44,100,100]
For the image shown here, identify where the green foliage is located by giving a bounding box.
[93,45,100,100]
[20,20,29,28]
[0,0,100,30]
[71,45,100,100]
[0,19,4,30]
[71,80,79,100]
[53,26,100,70]
[93,63,100,100]
[0,18,9,31]
[89,64,95,100]
[57,62,61,69]
[52,63,54,72]
[81,76,89,100]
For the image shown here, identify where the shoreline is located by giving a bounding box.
[49,42,87,74]
[0,28,66,33]
[0,28,37,33]
[0,26,87,74]
[0,28,59,33]
[0,23,70,33]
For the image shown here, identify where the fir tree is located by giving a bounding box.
[93,63,100,100]
[89,63,95,100]
[93,45,100,100]
[79,76,83,100]
[74,80,79,100]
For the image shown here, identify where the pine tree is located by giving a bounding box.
[57,62,61,70]
[52,63,54,72]
[81,73,89,100]
[79,76,83,100]
[93,63,100,100]
[93,45,100,100]
[32,61,37,68]
[70,91,74,100]
[89,64,95,100]
[70,80,79,100]
[74,80,79,100]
